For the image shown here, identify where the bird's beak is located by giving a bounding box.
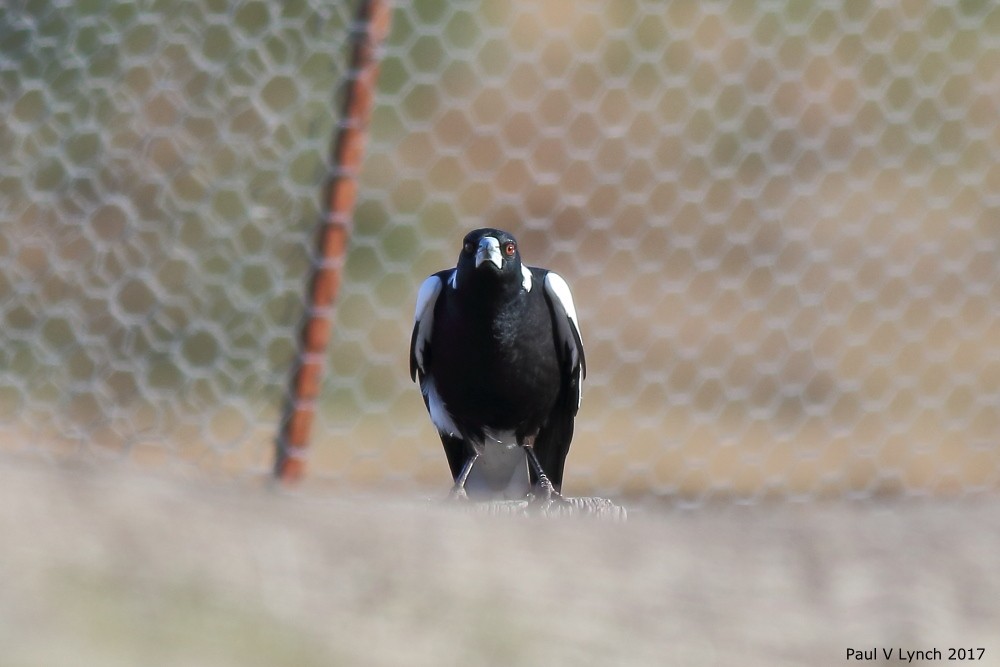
[475,236,503,270]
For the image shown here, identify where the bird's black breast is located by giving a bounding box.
[428,285,560,434]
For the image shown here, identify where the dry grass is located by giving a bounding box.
[2,455,999,667]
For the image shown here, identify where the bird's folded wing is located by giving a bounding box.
[542,271,587,404]
[409,272,447,381]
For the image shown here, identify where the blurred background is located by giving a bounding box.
[1,0,998,504]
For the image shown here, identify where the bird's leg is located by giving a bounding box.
[521,436,568,505]
[524,447,557,499]
[448,452,479,500]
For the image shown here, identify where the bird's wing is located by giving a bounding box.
[542,271,587,396]
[410,271,467,477]
[409,271,448,381]
[532,270,587,491]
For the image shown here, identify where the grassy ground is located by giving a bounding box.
[2,456,999,667]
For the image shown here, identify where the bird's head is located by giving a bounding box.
[456,228,523,284]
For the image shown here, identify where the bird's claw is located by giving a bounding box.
[447,485,470,501]
[528,483,571,507]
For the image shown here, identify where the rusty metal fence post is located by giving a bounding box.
[275,0,393,482]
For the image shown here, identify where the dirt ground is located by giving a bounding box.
[2,456,998,667]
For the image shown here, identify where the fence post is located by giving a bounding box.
[275,0,393,482]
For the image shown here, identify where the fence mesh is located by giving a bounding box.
[2,0,998,502]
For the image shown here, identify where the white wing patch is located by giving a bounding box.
[520,264,532,291]
[413,276,458,435]
[447,268,458,289]
[412,275,444,375]
[544,272,582,367]
[544,272,585,408]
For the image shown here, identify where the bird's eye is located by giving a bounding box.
[463,241,475,253]
[503,242,516,256]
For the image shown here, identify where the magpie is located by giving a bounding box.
[409,228,586,502]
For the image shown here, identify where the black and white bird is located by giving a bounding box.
[409,228,586,501]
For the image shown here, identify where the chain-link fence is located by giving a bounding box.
[0,0,352,475]
[2,1,998,503]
